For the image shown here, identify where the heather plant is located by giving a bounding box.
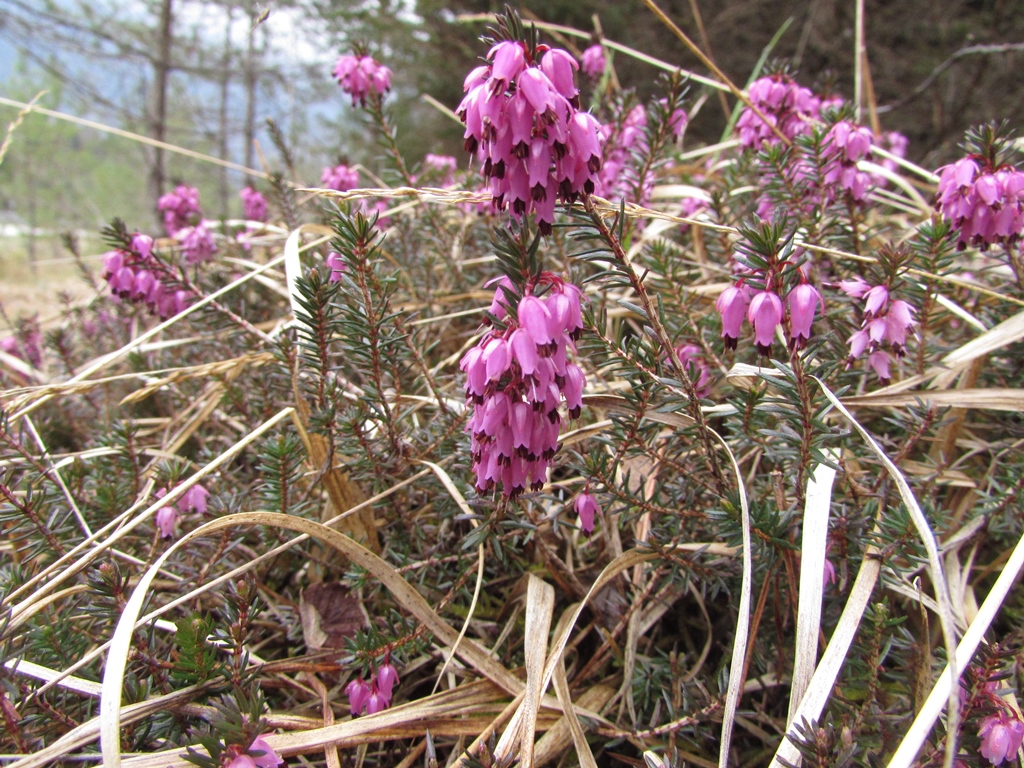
[3,6,1024,768]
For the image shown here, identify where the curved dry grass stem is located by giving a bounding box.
[815,378,961,768]
[0,96,270,180]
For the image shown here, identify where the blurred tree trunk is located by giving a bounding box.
[243,0,259,179]
[218,4,234,218]
[148,0,174,228]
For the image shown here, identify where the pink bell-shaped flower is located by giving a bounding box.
[574,492,600,534]
[346,676,371,716]
[747,290,784,356]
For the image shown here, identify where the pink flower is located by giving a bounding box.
[101,240,195,320]
[155,506,179,539]
[715,285,750,349]
[580,45,605,79]
[325,252,347,283]
[862,285,889,317]
[240,186,268,222]
[247,735,284,768]
[823,121,875,202]
[376,659,399,703]
[979,711,1024,765]
[673,343,711,397]
[867,350,891,383]
[175,223,217,264]
[823,557,836,587]
[787,283,824,348]
[747,290,784,356]
[182,484,210,515]
[461,275,586,497]
[421,153,457,186]
[736,74,826,151]
[333,53,392,106]
[365,688,388,715]
[837,278,870,298]
[321,164,360,192]
[457,38,600,234]
[346,676,370,715]
[157,184,202,236]
[936,155,1024,250]
[574,492,600,534]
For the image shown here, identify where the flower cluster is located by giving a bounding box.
[157,184,201,236]
[418,153,458,187]
[321,164,360,193]
[596,103,648,203]
[240,186,268,223]
[715,237,825,356]
[457,40,602,234]
[102,234,194,319]
[332,53,392,106]
[935,156,1024,250]
[0,324,42,370]
[460,274,585,496]
[839,278,915,383]
[678,193,711,232]
[823,120,875,202]
[174,223,217,264]
[580,45,605,80]
[154,482,210,539]
[737,73,838,151]
[346,657,399,716]
[979,710,1024,765]
[156,184,217,263]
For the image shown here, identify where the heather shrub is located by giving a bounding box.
[3,8,1024,768]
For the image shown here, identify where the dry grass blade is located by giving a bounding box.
[769,554,882,768]
[0,95,269,179]
[414,461,485,693]
[842,388,1024,412]
[9,683,210,768]
[100,512,527,767]
[815,378,961,768]
[886,527,1024,767]
[5,254,289,422]
[494,575,555,767]
[0,91,46,169]
[537,681,611,768]
[120,680,546,767]
[707,431,753,768]
[788,457,836,726]
[7,407,294,622]
[546,604,600,768]
[31,468,434,701]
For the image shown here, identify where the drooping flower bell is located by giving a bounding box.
[580,45,605,80]
[155,505,179,539]
[573,491,600,534]
[840,279,916,384]
[101,236,194,319]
